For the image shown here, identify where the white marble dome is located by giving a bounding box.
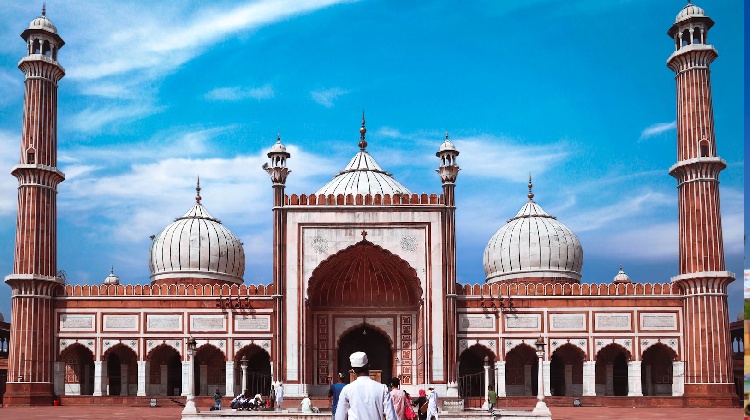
[149,194,245,284]
[675,3,706,23]
[29,14,58,34]
[483,185,583,283]
[316,150,411,196]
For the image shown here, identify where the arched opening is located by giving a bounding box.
[550,344,584,396]
[42,40,51,56]
[337,325,393,385]
[32,39,40,54]
[641,344,676,396]
[681,29,690,46]
[308,237,423,386]
[236,345,271,398]
[148,345,182,396]
[194,344,225,396]
[595,344,629,396]
[458,345,495,398]
[26,148,35,164]
[104,344,137,396]
[699,139,710,157]
[60,344,95,396]
[693,27,702,44]
[505,344,538,396]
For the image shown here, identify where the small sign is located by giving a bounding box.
[150,398,157,407]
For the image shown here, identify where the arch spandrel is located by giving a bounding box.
[307,238,423,308]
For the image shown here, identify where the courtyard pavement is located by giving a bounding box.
[0,406,743,420]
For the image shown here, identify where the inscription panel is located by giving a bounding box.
[504,314,541,331]
[59,314,95,331]
[458,314,495,331]
[103,315,138,331]
[235,315,271,332]
[147,314,182,331]
[549,313,586,331]
[594,313,632,331]
[640,313,677,331]
[191,315,226,331]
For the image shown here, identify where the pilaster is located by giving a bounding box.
[137,361,147,396]
[582,361,596,397]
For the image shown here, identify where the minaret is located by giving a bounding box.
[666,2,734,400]
[263,134,291,384]
[436,133,460,395]
[4,7,66,406]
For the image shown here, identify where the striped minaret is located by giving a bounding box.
[436,133,459,392]
[3,7,65,406]
[666,2,734,401]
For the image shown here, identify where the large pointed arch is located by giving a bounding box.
[307,238,423,307]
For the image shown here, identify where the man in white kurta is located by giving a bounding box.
[335,352,397,420]
[426,387,438,420]
[275,382,284,411]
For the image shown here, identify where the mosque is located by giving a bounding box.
[2,2,738,409]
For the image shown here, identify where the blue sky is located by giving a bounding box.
[0,0,744,321]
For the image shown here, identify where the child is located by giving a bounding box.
[214,388,222,410]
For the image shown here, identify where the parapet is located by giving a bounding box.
[285,193,444,206]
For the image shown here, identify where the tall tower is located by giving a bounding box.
[436,133,459,395]
[4,7,66,406]
[263,134,291,383]
[666,2,734,401]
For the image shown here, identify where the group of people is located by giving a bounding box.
[330,351,439,420]
[228,389,267,410]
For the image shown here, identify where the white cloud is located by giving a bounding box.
[67,103,163,134]
[205,84,275,101]
[565,190,673,233]
[310,87,348,108]
[453,136,570,181]
[0,131,19,217]
[639,121,676,140]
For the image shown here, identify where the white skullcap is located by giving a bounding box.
[350,351,368,368]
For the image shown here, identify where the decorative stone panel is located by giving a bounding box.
[318,314,329,385]
[59,314,95,331]
[640,337,679,356]
[400,315,413,384]
[458,314,495,331]
[503,338,538,356]
[235,315,271,331]
[594,313,632,331]
[504,314,541,331]
[147,314,182,331]
[103,314,138,331]
[146,339,182,355]
[196,339,226,355]
[190,314,225,332]
[639,313,677,331]
[59,338,95,355]
[549,338,587,356]
[549,313,586,332]
[594,338,633,356]
[102,338,139,356]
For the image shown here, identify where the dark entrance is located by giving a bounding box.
[168,353,183,396]
[106,353,121,396]
[338,325,392,385]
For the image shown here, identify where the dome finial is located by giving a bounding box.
[277,132,281,143]
[110,266,114,274]
[527,174,534,201]
[358,110,367,151]
[196,176,202,203]
[445,131,449,140]
[42,2,46,16]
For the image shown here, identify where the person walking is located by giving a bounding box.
[328,373,347,419]
[389,377,407,420]
[335,351,397,420]
[487,385,497,414]
[412,389,428,420]
[275,381,284,411]
[426,387,439,420]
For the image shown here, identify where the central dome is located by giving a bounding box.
[483,179,583,283]
[149,182,245,285]
[315,114,411,196]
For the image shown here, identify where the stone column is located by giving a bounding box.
[241,363,248,393]
[672,361,685,397]
[644,365,652,396]
[542,361,551,397]
[481,362,490,409]
[627,361,643,396]
[93,361,103,396]
[225,361,235,397]
[605,364,614,396]
[120,364,128,396]
[523,365,532,396]
[53,361,63,396]
[200,364,208,396]
[582,361,596,396]
[181,361,190,396]
[496,361,506,397]
[137,361,147,396]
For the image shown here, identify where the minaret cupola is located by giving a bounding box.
[436,132,460,185]
[21,5,65,61]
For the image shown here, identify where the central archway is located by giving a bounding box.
[338,325,393,385]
